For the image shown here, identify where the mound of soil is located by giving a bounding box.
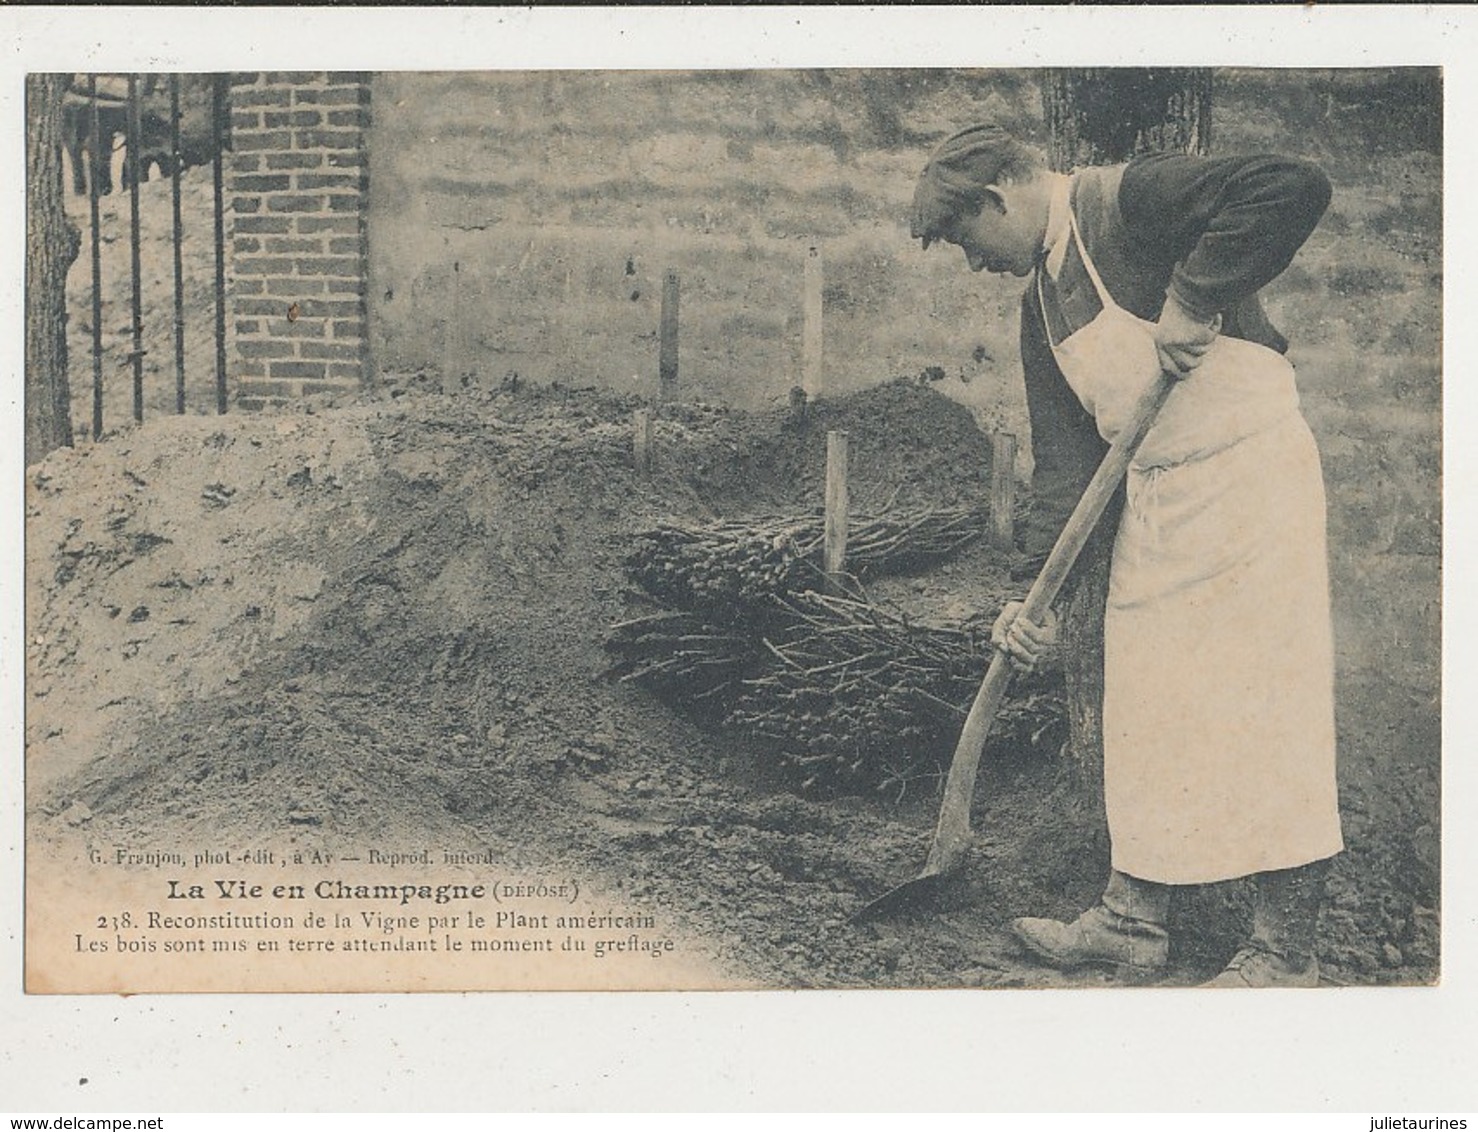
[25,375,1435,988]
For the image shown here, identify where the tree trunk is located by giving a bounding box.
[26,72,80,466]
[1043,68,1212,170]
[1039,67,1213,846]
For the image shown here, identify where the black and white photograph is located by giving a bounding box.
[4,3,1474,1115]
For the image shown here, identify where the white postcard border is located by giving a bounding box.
[2,3,1474,1113]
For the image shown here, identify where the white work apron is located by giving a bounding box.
[1039,211,1343,885]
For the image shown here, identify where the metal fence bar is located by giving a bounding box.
[170,74,186,415]
[211,74,228,414]
[126,74,144,423]
[87,75,104,440]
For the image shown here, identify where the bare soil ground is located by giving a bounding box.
[25,369,1437,988]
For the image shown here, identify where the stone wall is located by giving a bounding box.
[363,71,1040,412]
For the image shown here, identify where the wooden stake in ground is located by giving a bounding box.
[659,269,679,402]
[632,409,653,475]
[990,433,1017,551]
[444,260,464,393]
[825,430,849,579]
[803,245,823,399]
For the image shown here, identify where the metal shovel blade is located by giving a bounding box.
[852,650,1013,923]
[851,872,949,923]
[854,372,1177,923]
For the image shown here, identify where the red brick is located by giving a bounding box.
[266,152,324,171]
[296,216,359,234]
[234,256,298,276]
[237,340,295,359]
[269,360,329,380]
[293,87,369,107]
[300,341,363,360]
[235,298,292,316]
[295,128,362,150]
[326,108,370,129]
[238,379,297,399]
[267,318,326,337]
[266,277,328,296]
[301,380,358,396]
[297,172,364,191]
[265,110,322,129]
[233,216,293,234]
[263,236,325,254]
[297,256,361,276]
[232,88,291,109]
[265,194,327,213]
[231,129,293,152]
[297,299,362,318]
[235,174,292,193]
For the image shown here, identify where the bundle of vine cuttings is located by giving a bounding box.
[624,506,990,619]
[603,609,759,702]
[723,592,1066,796]
[623,520,817,619]
[604,587,1067,796]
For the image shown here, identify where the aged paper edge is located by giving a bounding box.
[3,2,1476,1113]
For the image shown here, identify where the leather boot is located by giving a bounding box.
[1203,860,1328,988]
[1012,870,1171,974]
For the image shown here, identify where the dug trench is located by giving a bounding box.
[25,376,1435,989]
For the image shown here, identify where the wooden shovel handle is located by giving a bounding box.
[923,370,1178,874]
[1017,370,1178,623]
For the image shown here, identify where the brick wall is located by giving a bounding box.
[227,73,371,409]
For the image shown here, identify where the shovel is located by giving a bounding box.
[854,370,1179,922]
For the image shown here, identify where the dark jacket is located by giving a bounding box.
[1019,152,1332,563]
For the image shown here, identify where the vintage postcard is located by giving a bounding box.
[7,3,1478,1117]
[20,58,1443,1000]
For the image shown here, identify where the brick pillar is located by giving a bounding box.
[227,72,370,409]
